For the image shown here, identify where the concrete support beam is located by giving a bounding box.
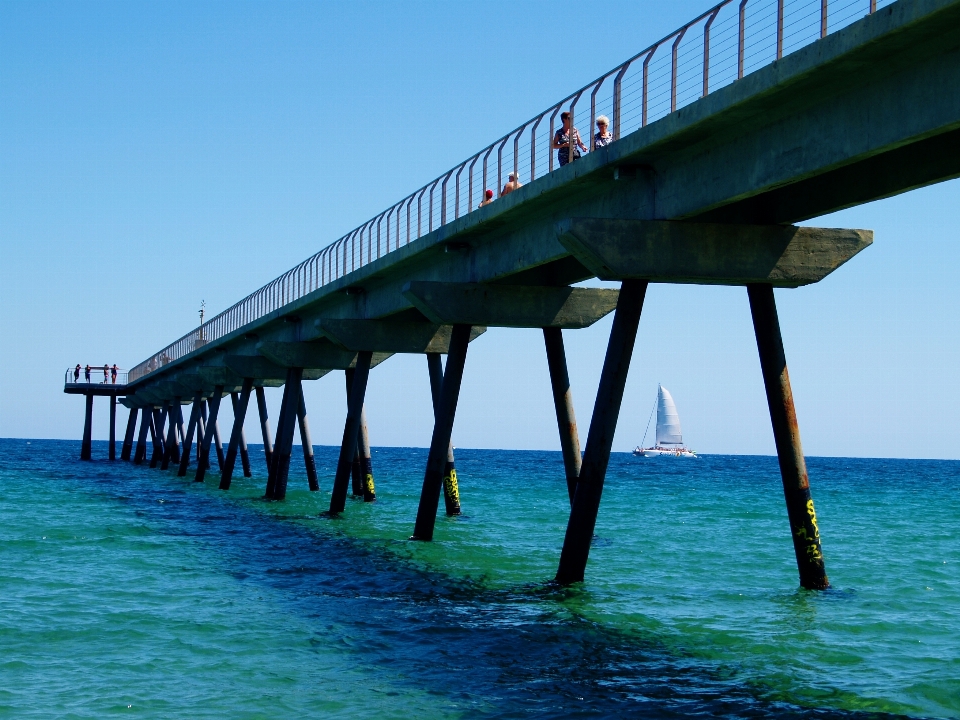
[558,219,872,287]
[223,355,328,382]
[133,407,151,464]
[176,392,204,477]
[265,368,303,500]
[256,341,391,372]
[198,366,247,390]
[317,319,486,353]
[108,396,117,461]
[403,282,619,329]
[297,385,319,492]
[149,407,165,468]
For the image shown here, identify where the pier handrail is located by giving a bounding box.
[65,367,128,386]
[129,0,889,383]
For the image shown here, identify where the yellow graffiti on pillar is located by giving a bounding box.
[443,469,461,505]
[806,498,821,541]
[364,473,375,496]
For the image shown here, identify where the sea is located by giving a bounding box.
[0,438,957,719]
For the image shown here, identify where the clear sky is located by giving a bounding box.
[2,0,957,459]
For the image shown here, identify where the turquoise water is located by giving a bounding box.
[0,439,957,718]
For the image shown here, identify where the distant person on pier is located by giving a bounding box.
[479,189,494,207]
[594,115,612,150]
[103,364,109,383]
[111,364,118,384]
[74,364,81,383]
[552,111,586,167]
[84,365,91,382]
[501,172,522,196]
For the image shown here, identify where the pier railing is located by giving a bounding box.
[129,0,893,384]
[65,367,128,387]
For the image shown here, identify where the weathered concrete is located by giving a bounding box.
[403,282,620,329]
[558,220,872,287]
[224,354,330,381]
[318,319,486,353]
[258,341,390,372]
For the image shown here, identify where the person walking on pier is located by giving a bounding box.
[479,188,494,207]
[102,364,109,383]
[552,111,586,167]
[594,115,612,150]
[84,365,91,383]
[74,364,81,383]
[501,172,522,196]
[111,364,118,384]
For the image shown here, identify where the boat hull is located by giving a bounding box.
[633,447,697,458]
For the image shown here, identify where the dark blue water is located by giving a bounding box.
[1,439,956,718]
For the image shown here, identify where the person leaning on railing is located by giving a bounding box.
[552,111,587,167]
[594,115,612,150]
[85,365,91,382]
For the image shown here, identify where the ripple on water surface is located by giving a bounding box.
[0,439,957,718]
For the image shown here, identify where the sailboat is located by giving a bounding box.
[633,384,697,457]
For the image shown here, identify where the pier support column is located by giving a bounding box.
[194,387,224,482]
[556,280,647,585]
[427,353,460,515]
[747,283,829,590]
[297,385,319,492]
[329,352,374,514]
[345,370,363,496]
[161,397,181,470]
[265,368,303,500]
[177,392,204,477]
[109,396,117,461]
[149,407,165,468]
[121,406,138,461]
[543,328,583,506]
[198,402,208,469]
[256,386,274,473]
[211,411,224,472]
[357,405,376,502]
[173,403,185,464]
[133,407,151,464]
[220,379,253,490]
[413,326,472,540]
[80,393,94,461]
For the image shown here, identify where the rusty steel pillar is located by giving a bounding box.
[194,388,224,482]
[108,395,117,461]
[121,406,138,461]
[556,280,647,585]
[220,379,254,490]
[426,353,461,515]
[255,386,274,473]
[413,326,472,540]
[748,283,829,590]
[297,385,320,492]
[160,396,180,470]
[345,370,364,496]
[177,392,204,477]
[266,367,303,500]
[80,393,94,461]
[329,352,374,514]
[543,327,582,506]
[356,404,376,502]
[133,407,151,464]
[149,406,165,468]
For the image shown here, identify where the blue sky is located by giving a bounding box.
[2,0,957,459]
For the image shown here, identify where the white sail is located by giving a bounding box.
[655,385,683,445]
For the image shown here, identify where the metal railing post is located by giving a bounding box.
[467,154,480,211]
[548,104,563,171]
[642,47,657,126]
[739,0,749,79]
[454,163,465,219]
[496,136,509,197]
[671,28,688,113]
[703,7,722,97]
[613,62,630,140]
[870,0,876,12]
[589,78,605,152]
[821,0,828,37]
[530,114,544,181]
[776,0,784,59]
